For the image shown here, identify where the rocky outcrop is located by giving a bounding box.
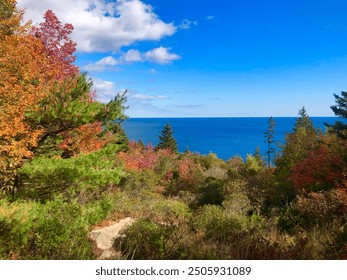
[89,217,135,260]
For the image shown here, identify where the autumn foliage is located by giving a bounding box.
[119,142,171,171]
[0,1,63,188]
[0,2,127,191]
[291,135,347,192]
[291,146,344,192]
[33,10,78,79]
[0,1,346,261]
[118,141,204,195]
[58,122,116,157]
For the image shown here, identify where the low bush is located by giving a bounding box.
[115,219,177,259]
[0,194,118,259]
[278,190,346,231]
[195,177,226,207]
[192,205,247,242]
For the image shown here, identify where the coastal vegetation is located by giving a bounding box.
[0,2,346,260]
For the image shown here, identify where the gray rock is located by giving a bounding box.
[89,217,135,259]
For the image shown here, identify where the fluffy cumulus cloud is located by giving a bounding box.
[84,47,180,71]
[17,0,176,53]
[124,47,181,64]
[122,49,143,63]
[92,78,120,102]
[84,56,118,71]
[144,47,181,64]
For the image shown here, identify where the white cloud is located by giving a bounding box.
[84,56,118,71]
[148,68,157,74]
[179,19,198,29]
[206,15,215,20]
[99,56,118,66]
[84,47,180,72]
[92,78,168,104]
[17,0,177,53]
[122,49,143,63]
[93,78,115,91]
[144,47,181,64]
[92,78,120,103]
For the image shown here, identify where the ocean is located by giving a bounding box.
[122,117,339,160]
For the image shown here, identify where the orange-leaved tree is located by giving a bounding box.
[58,122,116,157]
[0,0,63,191]
[0,2,128,193]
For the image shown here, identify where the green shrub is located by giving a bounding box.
[119,169,160,194]
[0,194,119,259]
[244,154,263,175]
[148,199,192,223]
[199,152,225,170]
[225,156,244,180]
[278,190,346,231]
[276,190,347,259]
[115,219,177,259]
[17,145,125,200]
[193,205,246,242]
[196,177,226,207]
[154,152,177,178]
[223,193,252,216]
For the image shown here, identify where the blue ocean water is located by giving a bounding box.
[122,117,339,160]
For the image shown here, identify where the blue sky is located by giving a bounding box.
[18,0,347,117]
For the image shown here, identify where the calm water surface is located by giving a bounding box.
[122,117,338,160]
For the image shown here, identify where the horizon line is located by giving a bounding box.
[126,115,337,119]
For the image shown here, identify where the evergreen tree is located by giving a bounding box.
[264,116,275,167]
[276,107,318,170]
[294,107,315,133]
[326,91,347,139]
[156,123,178,153]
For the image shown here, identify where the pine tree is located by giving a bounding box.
[156,123,178,153]
[276,107,318,166]
[264,116,275,167]
[294,107,315,133]
[326,91,347,139]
